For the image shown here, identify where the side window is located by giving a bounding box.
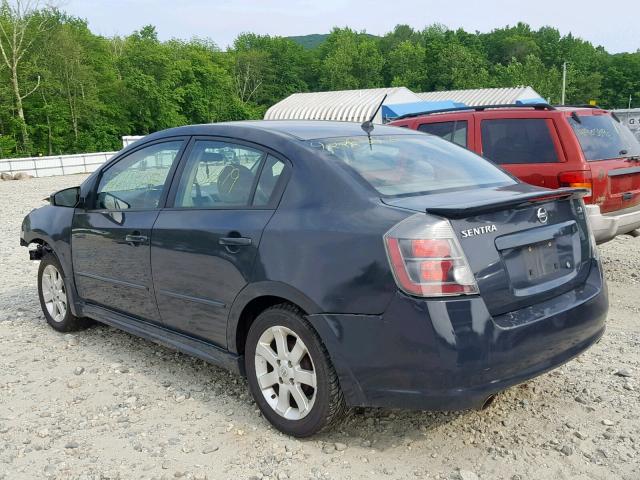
[96,141,183,210]
[174,140,264,208]
[418,121,468,147]
[481,119,559,164]
[253,155,287,206]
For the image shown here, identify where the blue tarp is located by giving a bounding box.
[382,100,467,120]
[515,97,548,105]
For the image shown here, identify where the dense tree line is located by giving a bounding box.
[0,1,638,158]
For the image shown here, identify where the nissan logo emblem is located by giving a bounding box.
[537,207,549,224]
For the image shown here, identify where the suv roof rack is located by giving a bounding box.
[556,104,608,110]
[392,103,556,121]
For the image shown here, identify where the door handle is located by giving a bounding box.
[219,237,252,246]
[125,233,148,245]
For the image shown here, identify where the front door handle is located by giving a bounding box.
[219,236,252,247]
[125,233,148,246]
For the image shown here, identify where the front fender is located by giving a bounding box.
[21,205,81,316]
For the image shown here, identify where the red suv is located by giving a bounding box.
[390,104,640,243]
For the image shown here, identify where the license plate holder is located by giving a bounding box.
[521,239,561,281]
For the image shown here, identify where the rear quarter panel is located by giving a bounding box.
[251,146,409,315]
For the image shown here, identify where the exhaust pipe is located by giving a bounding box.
[481,394,497,410]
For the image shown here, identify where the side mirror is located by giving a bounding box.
[50,186,80,208]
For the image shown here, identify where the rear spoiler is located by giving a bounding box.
[425,188,589,218]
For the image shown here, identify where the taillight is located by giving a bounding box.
[558,170,592,202]
[383,214,479,297]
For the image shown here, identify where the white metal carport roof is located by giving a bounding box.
[416,86,543,106]
[264,87,422,124]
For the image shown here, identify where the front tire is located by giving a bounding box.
[38,253,90,332]
[245,304,347,437]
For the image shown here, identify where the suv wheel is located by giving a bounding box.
[38,253,90,332]
[245,304,347,437]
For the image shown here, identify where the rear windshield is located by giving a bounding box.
[569,114,640,161]
[307,135,515,196]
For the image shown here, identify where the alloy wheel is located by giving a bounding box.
[254,325,317,420]
[41,264,67,323]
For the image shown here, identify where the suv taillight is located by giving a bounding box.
[383,214,479,297]
[559,170,592,202]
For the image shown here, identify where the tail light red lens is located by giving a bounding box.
[384,214,479,297]
[411,238,450,257]
[558,170,592,202]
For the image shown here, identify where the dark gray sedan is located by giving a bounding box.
[21,121,607,436]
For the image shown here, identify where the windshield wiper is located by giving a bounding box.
[619,150,640,161]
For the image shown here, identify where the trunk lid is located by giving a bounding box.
[382,184,593,316]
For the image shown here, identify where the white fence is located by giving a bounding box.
[0,151,117,178]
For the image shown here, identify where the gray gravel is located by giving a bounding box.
[1,175,639,480]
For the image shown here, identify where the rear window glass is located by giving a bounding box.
[306,135,515,196]
[569,114,640,161]
[418,121,468,147]
[481,118,559,164]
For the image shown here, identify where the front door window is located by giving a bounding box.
[96,141,184,210]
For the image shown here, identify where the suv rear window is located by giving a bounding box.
[481,118,559,164]
[307,135,515,196]
[418,121,467,147]
[569,114,640,161]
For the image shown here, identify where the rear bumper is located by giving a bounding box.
[307,259,608,410]
[586,203,640,243]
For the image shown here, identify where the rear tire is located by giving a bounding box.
[37,252,90,332]
[245,304,347,437]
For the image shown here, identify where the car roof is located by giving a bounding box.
[141,120,416,142]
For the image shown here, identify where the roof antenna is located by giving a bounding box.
[361,93,387,149]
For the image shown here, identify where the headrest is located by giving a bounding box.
[217,164,253,204]
[201,151,225,163]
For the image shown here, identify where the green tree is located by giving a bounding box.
[0,9,637,159]
[428,42,491,90]
[386,40,427,90]
[493,54,561,102]
[232,33,312,109]
[0,0,49,151]
[319,28,383,90]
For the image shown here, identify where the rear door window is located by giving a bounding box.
[568,114,640,161]
[481,118,559,164]
[418,121,468,147]
[253,155,287,206]
[173,140,264,208]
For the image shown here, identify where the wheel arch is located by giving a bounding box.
[22,209,82,319]
[227,281,322,355]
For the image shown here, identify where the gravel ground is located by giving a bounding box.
[0,175,638,480]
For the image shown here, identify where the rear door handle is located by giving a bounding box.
[125,234,148,245]
[219,237,252,246]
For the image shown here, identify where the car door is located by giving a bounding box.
[150,138,289,347]
[72,139,187,321]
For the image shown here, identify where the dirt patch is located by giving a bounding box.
[1,175,638,480]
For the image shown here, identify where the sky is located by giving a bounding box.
[63,0,640,54]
